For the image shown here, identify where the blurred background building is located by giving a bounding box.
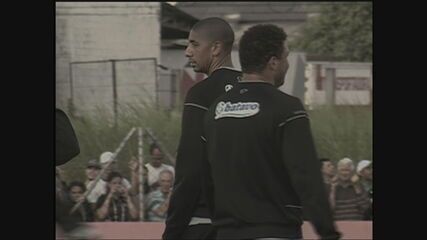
[56,2,372,118]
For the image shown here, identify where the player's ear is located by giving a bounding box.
[211,41,222,57]
[267,55,280,71]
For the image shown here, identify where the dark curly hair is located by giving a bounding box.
[149,143,160,155]
[106,171,123,183]
[67,181,87,192]
[239,24,287,74]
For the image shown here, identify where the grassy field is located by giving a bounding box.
[58,102,372,183]
[59,101,182,183]
[309,105,372,163]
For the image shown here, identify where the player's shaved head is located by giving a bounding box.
[191,17,235,52]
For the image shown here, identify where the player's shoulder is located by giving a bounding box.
[185,77,209,104]
[187,68,241,104]
[188,77,209,94]
[273,90,306,115]
[210,67,242,79]
[274,89,302,105]
[207,68,241,90]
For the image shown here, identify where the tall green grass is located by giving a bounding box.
[59,100,182,183]
[59,101,372,182]
[308,105,372,164]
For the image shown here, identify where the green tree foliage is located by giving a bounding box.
[291,2,372,61]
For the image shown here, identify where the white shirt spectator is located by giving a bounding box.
[145,163,175,187]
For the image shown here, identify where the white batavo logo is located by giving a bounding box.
[215,101,260,120]
[225,84,233,92]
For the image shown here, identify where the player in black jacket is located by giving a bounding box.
[163,17,241,240]
[202,24,341,240]
[56,109,99,239]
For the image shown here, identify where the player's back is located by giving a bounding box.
[203,81,307,237]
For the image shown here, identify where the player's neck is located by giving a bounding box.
[241,73,274,85]
[208,55,233,76]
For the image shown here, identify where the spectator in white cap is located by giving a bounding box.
[100,152,141,198]
[329,157,370,220]
[85,152,136,209]
[98,152,132,188]
[99,151,116,180]
[357,160,372,192]
[84,159,104,208]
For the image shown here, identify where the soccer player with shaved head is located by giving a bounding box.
[163,17,242,240]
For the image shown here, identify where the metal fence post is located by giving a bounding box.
[325,67,336,106]
[138,127,145,221]
[111,60,118,128]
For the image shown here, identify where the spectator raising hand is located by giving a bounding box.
[128,156,140,196]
